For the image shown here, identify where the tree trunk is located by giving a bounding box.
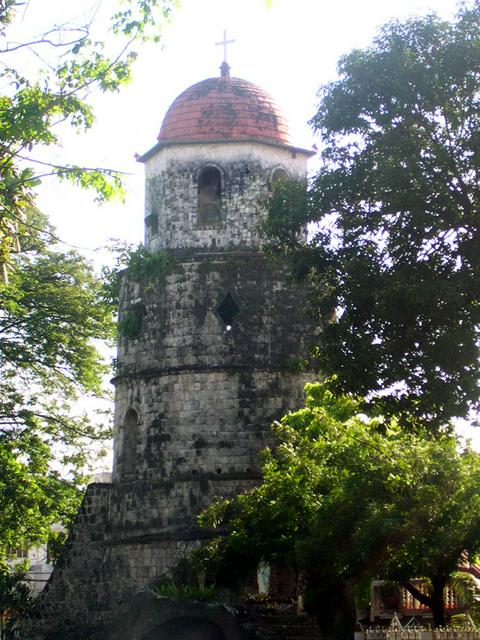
[402,581,432,609]
[402,577,447,627]
[430,576,447,628]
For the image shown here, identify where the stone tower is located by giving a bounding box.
[21,65,318,640]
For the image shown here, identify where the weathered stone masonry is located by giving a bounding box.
[114,252,318,483]
[20,71,321,640]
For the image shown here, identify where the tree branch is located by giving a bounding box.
[15,154,130,177]
[0,29,89,54]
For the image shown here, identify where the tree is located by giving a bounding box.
[200,382,480,631]
[0,1,175,548]
[0,209,113,549]
[263,2,480,431]
[0,0,176,280]
[0,562,32,640]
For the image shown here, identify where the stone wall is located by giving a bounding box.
[19,248,319,638]
[113,252,319,484]
[143,141,309,251]
[20,477,258,639]
[18,132,320,640]
[20,483,112,639]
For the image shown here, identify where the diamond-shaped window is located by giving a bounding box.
[216,293,240,331]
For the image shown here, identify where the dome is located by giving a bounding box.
[158,69,291,146]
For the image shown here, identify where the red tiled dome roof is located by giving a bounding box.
[158,75,291,145]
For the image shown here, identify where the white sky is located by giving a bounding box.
[9,0,478,460]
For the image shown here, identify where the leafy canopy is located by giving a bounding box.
[0,562,33,640]
[0,0,175,550]
[263,2,480,431]
[0,209,114,550]
[200,382,480,626]
[0,0,176,279]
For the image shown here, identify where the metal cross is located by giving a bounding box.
[215,30,235,63]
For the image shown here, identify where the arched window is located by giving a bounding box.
[271,167,289,185]
[198,166,222,225]
[122,408,139,479]
[125,408,138,427]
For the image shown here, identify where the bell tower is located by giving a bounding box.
[19,65,319,640]
[112,65,316,506]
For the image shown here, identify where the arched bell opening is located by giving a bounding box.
[198,166,223,225]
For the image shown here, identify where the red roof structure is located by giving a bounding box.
[158,65,291,146]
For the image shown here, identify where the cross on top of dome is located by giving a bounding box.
[215,30,235,78]
[215,30,235,63]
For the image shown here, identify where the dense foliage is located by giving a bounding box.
[0,0,175,280]
[0,563,32,640]
[0,0,175,550]
[201,5,480,633]
[200,382,480,630]
[0,210,113,549]
[263,2,480,431]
